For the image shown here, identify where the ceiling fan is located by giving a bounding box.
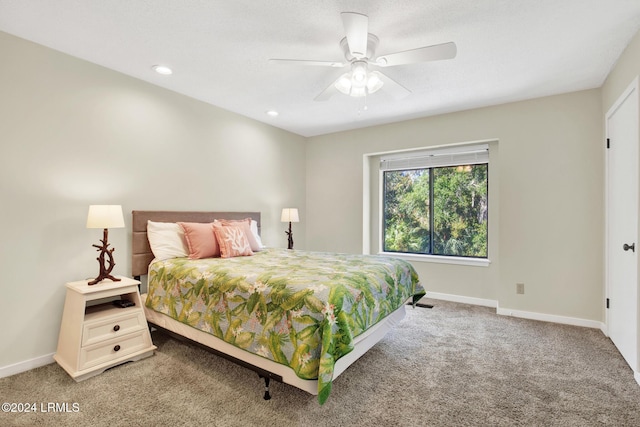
[269,12,457,101]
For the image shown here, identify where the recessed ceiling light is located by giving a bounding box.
[152,65,173,75]
[266,110,279,117]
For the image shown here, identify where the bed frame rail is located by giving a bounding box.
[149,321,281,399]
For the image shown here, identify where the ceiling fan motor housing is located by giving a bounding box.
[340,34,379,61]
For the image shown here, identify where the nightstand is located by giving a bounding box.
[54,276,156,381]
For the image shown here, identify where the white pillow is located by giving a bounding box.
[147,220,189,260]
[251,220,265,248]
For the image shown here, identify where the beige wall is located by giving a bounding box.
[0,31,307,368]
[307,89,604,321]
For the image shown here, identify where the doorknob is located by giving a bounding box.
[623,243,635,252]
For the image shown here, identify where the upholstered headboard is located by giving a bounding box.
[131,210,261,278]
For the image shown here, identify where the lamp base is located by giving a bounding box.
[285,221,294,250]
[88,274,121,286]
[88,228,120,286]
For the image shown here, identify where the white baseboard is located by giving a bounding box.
[496,305,603,329]
[0,353,55,379]
[425,291,497,308]
[425,291,602,329]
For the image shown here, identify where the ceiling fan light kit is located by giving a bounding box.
[269,12,457,101]
[335,60,383,97]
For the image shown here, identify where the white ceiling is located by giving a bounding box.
[1,1,640,137]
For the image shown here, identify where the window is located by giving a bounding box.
[381,145,488,259]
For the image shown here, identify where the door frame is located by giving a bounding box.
[604,76,639,381]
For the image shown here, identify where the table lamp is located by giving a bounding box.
[86,205,125,285]
[281,208,299,250]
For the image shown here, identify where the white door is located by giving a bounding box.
[607,77,639,373]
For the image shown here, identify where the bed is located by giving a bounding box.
[132,210,425,404]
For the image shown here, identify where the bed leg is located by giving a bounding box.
[259,375,272,400]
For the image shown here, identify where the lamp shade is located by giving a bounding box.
[86,205,125,229]
[281,208,299,223]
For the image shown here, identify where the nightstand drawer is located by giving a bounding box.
[82,311,145,346]
[79,330,148,370]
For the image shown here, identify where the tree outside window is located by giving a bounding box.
[383,163,488,258]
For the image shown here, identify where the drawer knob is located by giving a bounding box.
[113,325,120,332]
[113,345,121,352]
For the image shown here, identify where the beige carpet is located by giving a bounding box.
[2,299,640,426]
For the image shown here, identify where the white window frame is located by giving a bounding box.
[375,142,491,267]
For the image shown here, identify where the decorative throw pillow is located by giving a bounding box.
[213,224,254,258]
[178,222,219,259]
[250,220,265,248]
[217,218,262,252]
[146,220,189,260]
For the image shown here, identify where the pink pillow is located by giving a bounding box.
[213,224,254,258]
[178,222,219,259]
[217,218,261,252]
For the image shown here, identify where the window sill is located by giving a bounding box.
[378,252,491,267]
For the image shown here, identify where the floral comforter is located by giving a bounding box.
[145,248,424,404]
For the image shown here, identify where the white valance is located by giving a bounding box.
[380,144,489,171]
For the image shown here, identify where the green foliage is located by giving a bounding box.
[383,164,488,258]
[383,169,430,253]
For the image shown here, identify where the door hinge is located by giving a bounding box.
[607,138,610,149]
[606,298,610,309]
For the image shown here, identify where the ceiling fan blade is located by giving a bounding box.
[314,79,341,101]
[269,59,345,68]
[376,42,457,67]
[341,12,368,59]
[376,71,411,100]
